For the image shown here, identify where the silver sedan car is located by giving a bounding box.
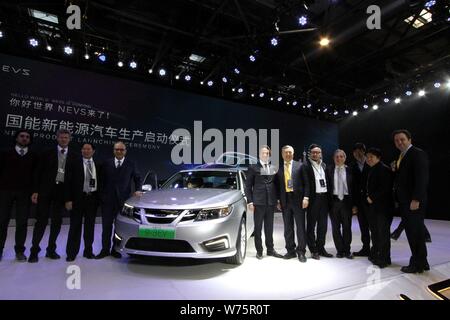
[114,168,254,265]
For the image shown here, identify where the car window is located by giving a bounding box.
[162,171,238,190]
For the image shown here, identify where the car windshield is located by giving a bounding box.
[162,171,238,190]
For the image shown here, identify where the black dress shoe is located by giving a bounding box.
[311,252,320,260]
[424,263,430,271]
[425,237,432,243]
[66,256,76,262]
[256,252,263,260]
[401,265,423,274]
[353,249,370,257]
[16,252,27,262]
[95,251,110,259]
[45,252,61,260]
[267,250,283,258]
[319,250,333,258]
[336,253,344,258]
[28,254,38,263]
[375,262,388,269]
[111,250,122,259]
[345,253,354,260]
[390,232,400,241]
[298,253,307,263]
[283,252,297,259]
[0,252,3,262]
[83,252,96,259]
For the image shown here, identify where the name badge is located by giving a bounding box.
[287,179,293,189]
[58,168,65,174]
[319,179,326,188]
[89,178,96,188]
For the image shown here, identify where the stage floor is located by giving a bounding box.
[1,216,449,300]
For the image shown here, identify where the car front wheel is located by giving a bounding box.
[225,216,246,265]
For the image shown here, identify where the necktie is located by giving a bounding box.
[19,149,25,156]
[116,160,122,168]
[264,164,269,175]
[396,152,404,170]
[284,162,293,192]
[337,167,344,200]
[84,160,92,192]
[61,148,66,155]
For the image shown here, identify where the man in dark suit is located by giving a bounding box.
[365,148,394,268]
[303,144,333,259]
[29,129,78,263]
[96,141,142,259]
[351,143,372,257]
[0,130,37,262]
[327,149,356,259]
[245,145,283,260]
[64,143,101,261]
[392,130,430,273]
[275,145,309,263]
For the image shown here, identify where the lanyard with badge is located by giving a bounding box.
[312,162,326,188]
[86,161,96,188]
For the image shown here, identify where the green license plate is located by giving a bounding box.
[138,226,176,239]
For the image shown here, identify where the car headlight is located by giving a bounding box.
[195,205,233,221]
[121,203,135,218]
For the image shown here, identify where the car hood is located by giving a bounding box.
[125,188,243,210]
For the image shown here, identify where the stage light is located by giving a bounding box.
[222,77,228,83]
[277,97,282,102]
[129,61,137,69]
[307,104,311,108]
[383,98,389,103]
[319,37,330,47]
[64,46,73,55]
[344,110,349,114]
[238,88,243,93]
[333,111,339,115]
[394,98,401,104]
[352,111,358,116]
[97,53,106,62]
[363,104,369,109]
[46,45,52,51]
[270,97,274,101]
[249,55,256,62]
[148,69,153,74]
[251,93,255,97]
[234,68,240,74]
[29,38,39,47]
[446,81,450,88]
[270,37,278,46]
[207,80,213,87]
[434,82,441,88]
[298,16,307,26]
[84,53,90,60]
[259,92,265,98]
[232,88,236,92]
[117,61,124,67]
[159,68,166,76]
[200,81,204,85]
[292,101,297,106]
[405,90,412,96]
[0,31,3,38]
[323,108,328,112]
[184,75,191,81]
[418,90,426,96]
[175,75,180,80]
[372,105,379,110]
[425,0,436,8]
[286,101,290,105]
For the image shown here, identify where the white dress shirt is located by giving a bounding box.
[333,165,349,199]
[115,157,125,168]
[57,145,68,155]
[15,145,28,156]
[259,160,270,175]
[311,160,327,193]
[83,158,97,192]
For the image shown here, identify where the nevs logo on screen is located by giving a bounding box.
[2,65,31,76]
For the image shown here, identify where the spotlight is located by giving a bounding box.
[207,80,213,87]
[405,90,412,96]
[394,98,401,104]
[363,104,369,109]
[251,93,255,97]
[307,104,311,108]
[298,16,308,26]
[344,110,349,114]
[175,75,180,80]
[84,53,90,60]
[234,68,240,74]
[446,81,450,88]
[0,31,3,38]
[259,92,265,98]
[64,46,73,55]
[148,69,153,74]
[222,77,228,83]
[319,37,330,47]
[98,54,106,62]
[29,38,39,47]
[277,97,282,102]
[270,97,274,101]
[46,45,52,51]
[418,90,425,97]
[129,61,137,69]
[200,81,204,85]
[434,82,441,88]
[333,111,339,116]
[232,88,236,92]
[117,61,124,67]
[292,101,297,106]
[352,111,358,116]
[323,108,328,112]
[270,37,278,46]
[238,88,243,93]
[372,105,379,110]
[184,75,191,81]
[159,68,166,76]
[286,101,290,105]
[425,0,436,8]
[383,98,389,103]
[249,55,256,62]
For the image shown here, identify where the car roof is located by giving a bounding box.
[179,167,244,173]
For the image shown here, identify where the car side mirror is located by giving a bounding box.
[142,184,153,192]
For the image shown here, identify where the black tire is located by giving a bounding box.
[225,216,247,265]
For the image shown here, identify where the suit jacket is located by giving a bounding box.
[303,159,331,203]
[350,161,370,207]
[394,146,429,204]
[245,162,278,206]
[0,148,38,192]
[99,157,142,207]
[326,165,354,206]
[366,161,394,214]
[275,160,310,210]
[33,147,78,196]
[64,157,102,202]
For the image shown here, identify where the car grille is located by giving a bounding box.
[125,237,195,253]
[133,209,199,224]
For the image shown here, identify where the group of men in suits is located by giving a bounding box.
[0,129,142,263]
[244,129,430,273]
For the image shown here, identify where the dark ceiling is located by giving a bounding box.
[0,0,449,121]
